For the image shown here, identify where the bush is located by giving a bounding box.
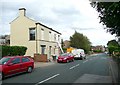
[93,50,103,53]
[1,45,27,57]
[62,48,67,53]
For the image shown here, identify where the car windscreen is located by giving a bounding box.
[0,57,11,65]
[61,54,68,56]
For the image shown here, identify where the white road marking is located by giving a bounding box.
[69,64,79,69]
[83,60,88,63]
[101,57,107,59]
[35,74,60,85]
[89,59,93,61]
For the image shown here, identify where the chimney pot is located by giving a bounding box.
[19,8,26,16]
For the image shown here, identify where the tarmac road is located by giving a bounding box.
[2,53,113,85]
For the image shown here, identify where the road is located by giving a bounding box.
[2,53,112,85]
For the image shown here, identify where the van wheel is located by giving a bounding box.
[27,67,33,73]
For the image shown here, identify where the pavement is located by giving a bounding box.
[74,74,112,83]
[108,57,119,84]
[34,61,56,68]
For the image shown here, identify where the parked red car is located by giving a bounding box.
[0,56,34,79]
[57,53,74,63]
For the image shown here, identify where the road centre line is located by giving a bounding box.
[83,60,88,63]
[35,74,60,85]
[90,58,93,60]
[69,64,79,69]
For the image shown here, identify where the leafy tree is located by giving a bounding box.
[70,31,91,53]
[107,40,119,47]
[107,40,120,55]
[91,2,120,36]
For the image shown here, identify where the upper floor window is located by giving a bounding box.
[54,34,56,41]
[58,35,60,42]
[29,28,35,40]
[49,31,51,41]
[41,29,44,40]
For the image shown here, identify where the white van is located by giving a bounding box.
[72,49,86,60]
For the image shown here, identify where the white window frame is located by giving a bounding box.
[41,29,44,40]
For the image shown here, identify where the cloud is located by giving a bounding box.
[0,0,115,46]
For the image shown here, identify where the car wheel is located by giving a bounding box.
[66,60,69,63]
[72,59,74,62]
[0,72,4,80]
[0,72,2,80]
[27,67,33,73]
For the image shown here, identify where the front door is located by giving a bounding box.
[49,46,52,61]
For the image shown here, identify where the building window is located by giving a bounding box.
[29,28,35,40]
[118,37,120,41]
[58,35,60,42]
[41,29,44,40]
[54,46,56,54]
[41,45,46,54]
[54,34,56,41]
[49,31,51,41]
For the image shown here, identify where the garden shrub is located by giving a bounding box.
[1,45,27,57]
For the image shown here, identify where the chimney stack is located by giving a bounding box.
[19,8,26,17]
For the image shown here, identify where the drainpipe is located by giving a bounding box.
[35,23,38,54]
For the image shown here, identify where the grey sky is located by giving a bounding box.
[1,0,115,46]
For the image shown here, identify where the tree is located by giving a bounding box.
[107,40,119,47]
[107,39,120,55]
[91,2,120,36]
[70,31,91,53]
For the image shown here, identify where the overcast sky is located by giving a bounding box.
[1,0,115,46]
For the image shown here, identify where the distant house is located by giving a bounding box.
[63,40,70,48]
[0,39,5,45]
[10,8,62,61]
[117,36,120,45]
[91,45,105,52]
[0,35,10,45]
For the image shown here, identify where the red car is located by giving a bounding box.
[0,56,34,79]
[57,53,74,63]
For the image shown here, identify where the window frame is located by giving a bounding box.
[41,28,44,40]
[29,28,36,41]
[41,45,46,54]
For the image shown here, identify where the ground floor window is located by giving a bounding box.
[54,46,56,54]
[41,45,46,54]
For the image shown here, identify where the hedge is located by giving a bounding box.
[1,45,27,57]
[93,50,103,53]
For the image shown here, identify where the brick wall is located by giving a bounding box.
[34,54,48,62]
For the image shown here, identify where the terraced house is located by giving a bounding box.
[10,8,62,62]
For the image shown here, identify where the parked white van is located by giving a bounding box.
[72,49,86,60]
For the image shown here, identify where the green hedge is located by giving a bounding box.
[93,50,103,53]
[62,48,67,53]
[1,45,27,57]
